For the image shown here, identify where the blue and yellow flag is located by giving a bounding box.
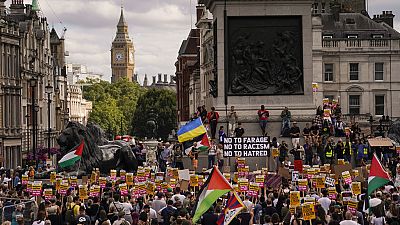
[177,118,207,143]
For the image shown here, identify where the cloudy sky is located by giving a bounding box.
[12,0,400,82]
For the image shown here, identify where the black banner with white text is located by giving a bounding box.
[223,136,270,157]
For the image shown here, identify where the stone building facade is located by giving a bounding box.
[176,0,400,140]
[67,85,92,125]
[175,29,199,122]
[312,10,400,119]
[0,0,69,168]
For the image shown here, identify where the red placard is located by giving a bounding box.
[294,160,303,173]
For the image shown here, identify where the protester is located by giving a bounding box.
[289,122,301,148]
[280,107,292,135]
[207,107,219,140]
[257,105,269,136]
[234,122,245,138]
[228,106,238,137]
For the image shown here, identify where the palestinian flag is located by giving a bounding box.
[58,140,84,168]
[183,133,211,155]
[217,192,245,225]
[192,166,233,223]
[368,154,391,196]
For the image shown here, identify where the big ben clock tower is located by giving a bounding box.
[111,7,135,82]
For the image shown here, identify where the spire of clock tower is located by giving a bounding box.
[111,6,135,82]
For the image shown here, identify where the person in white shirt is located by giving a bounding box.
[143,205,157,221]
[339,211,358,225]
[171,187,186,203]
[318,189,331,214]
[242,196,254,213]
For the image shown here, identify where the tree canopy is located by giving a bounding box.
[131,88,176,140]
[81,78,142,136]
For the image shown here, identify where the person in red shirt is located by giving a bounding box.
[257,105,269,136]
[207,107,219,139]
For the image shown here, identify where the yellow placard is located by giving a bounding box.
[338,159,345,165]
[126,173,134,186]
[99,177,107,188]
[190,175,199,187]
[255,175,265,184]
[316,176,325,189]
[146,182,155,194]
[223,173,231,181]
[290,191,301,207]
[302,203,316,220]
[351,182,361,195]
[90,171,97,184]
[69,176,78,187]
[272,148,279,157]
[56,178,62,191]
[249,182,259,192]
[79,185,88,200]
[352,170,359,177]
[110,169,117,179]
[50,172,56,183]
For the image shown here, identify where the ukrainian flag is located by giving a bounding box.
[177,118,207,143]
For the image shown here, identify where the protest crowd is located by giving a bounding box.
[0,100,400,225]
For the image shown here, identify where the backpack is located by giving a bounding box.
[65,204,78,224]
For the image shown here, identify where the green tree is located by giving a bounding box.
[82,78,142,136]
[132,88,176,140]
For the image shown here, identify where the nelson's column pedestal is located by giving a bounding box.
[198,0,315,170]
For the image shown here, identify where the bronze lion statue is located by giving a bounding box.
[57,121,138,174]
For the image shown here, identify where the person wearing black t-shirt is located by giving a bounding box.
[289,122,301,148]
[234,122,245,137]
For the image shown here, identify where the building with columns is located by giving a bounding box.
[0,0,69,168]
[176,0,400,140]
[67,85,92,125]
[111,7,135,82]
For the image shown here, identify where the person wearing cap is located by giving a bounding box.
[76,206,91,225]
[289,122,300,148]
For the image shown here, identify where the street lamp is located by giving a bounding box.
[29,77,38,166]
[45,81,53,159]
[25,114,30,156]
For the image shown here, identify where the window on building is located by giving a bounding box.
[349,95,360,115]
[324,95,334,102]
[347,35,358,39]
[375,95,385,115]
[349,63,359,80]
[375,62,384,80]
[323,35,333,39]
[372,34,383,39]
[324,63,334,81]
[321,3,326,13]
[312,3,318,14]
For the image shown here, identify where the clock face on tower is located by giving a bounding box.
[115,52,124,61]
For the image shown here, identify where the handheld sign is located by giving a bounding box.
[190,175,199,187]
[298,179,308,191]
[325,177,335,187]
[32,181,42,196]
[351,182,361,195]
[126,173,134,186]
[110,169,117,180]
[44,189,53,200]
[79,185,88,200]
[290,191,301,207]
[342,171,352,185]
[50,172,56,183]
[302,203,316,220]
